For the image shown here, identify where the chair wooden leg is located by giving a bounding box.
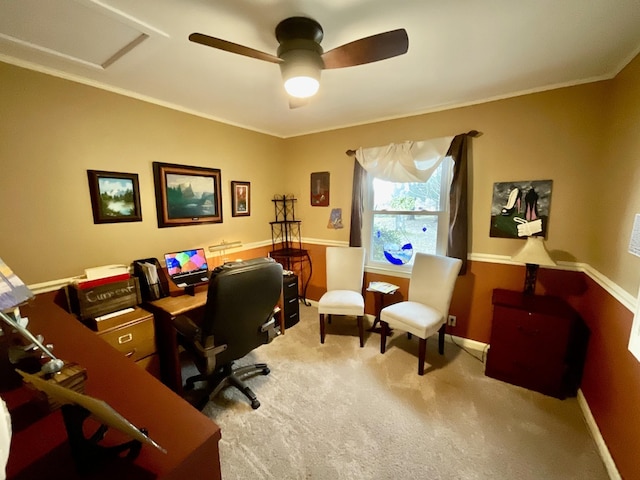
[357,315,364,348]
[380,321,388,353]
[438,324,445,355]
[418,338,427,375]
[319,314,325,344]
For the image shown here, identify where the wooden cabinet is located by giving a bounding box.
[282,274,300,329]
[485,289,589,399]
[95,306,160,378]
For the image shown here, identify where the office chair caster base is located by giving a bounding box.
[251,399,261,409]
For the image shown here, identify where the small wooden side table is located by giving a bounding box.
[366,284,399,334]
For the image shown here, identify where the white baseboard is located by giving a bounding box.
[577,390,621,480]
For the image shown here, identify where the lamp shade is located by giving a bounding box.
[280,49,322,98]
[511,236,556,266]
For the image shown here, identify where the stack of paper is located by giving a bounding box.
[85,264,129,280]
[367,281,400,294]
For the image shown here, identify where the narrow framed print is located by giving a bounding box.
[152,162,222,228]
[87,170,142,224]
[311,171,330,206]
[231,181,250,217]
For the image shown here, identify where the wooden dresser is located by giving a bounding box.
[485,289,589,399]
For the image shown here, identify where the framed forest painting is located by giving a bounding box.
[153,162,222,228]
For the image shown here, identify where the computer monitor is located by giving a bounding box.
[163,248,209,292]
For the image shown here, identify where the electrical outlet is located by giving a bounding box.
[447,315,457,327]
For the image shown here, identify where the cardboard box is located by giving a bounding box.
[67,277,141,320]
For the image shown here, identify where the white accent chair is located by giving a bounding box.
[318,247,366,347]
[380,253,462,375]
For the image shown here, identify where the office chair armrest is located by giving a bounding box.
[173,314,201,343]
[260,307,282,342]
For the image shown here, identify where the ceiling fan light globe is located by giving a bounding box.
[284,76,320,98]
[280,48,322,98]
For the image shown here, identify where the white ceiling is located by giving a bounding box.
[1,0,640,138]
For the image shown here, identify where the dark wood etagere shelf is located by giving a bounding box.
[269,195,312,305]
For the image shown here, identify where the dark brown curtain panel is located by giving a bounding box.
[447,131,478,275]
[349,160,366,247]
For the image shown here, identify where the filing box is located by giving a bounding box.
[97,308,156,362]
[67,277,141,320]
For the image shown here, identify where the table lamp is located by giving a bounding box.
[0,257,64,374]
[511,236,556,295]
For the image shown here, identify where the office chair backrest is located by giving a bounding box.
[408,253,462,316]
[202,257,283,365]
[325,247,365,292]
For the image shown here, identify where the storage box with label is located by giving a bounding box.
[67,277,141,320]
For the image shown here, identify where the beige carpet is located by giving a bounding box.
[201,304,608,480]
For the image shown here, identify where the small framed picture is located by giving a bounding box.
[152,162,222,228]
[311,171,330,206]
[87,170,142,224]
[231,181,251,217]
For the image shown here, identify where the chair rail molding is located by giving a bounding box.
[27,245,638,315]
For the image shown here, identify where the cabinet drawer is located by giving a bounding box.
[98,316,156,362]
[283,276,298,299]
[486,358,567,398]
[284,295,298,311]
[491,306,571,362]
[136,353,161,379]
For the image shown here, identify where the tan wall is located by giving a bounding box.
[0,62,286,284]
[284,82,608,268]
[594,54,640,295]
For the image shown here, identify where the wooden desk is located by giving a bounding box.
[4,290,221,479]
[145,291,208,394]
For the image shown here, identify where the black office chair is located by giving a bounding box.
[173,257,283,410]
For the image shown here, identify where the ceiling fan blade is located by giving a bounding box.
[189,33,282,64]
[321,29,408,69]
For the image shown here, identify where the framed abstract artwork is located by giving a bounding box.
[87,170,142,224]
[152,162,222,228]
[489,180,552,239]
[311,171,330,206]
[231,181,250,217]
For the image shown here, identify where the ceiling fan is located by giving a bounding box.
[189,17,409,107]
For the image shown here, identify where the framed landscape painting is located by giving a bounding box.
[153,162,222,228]
[231,181,250,217]
[87,170,142,224]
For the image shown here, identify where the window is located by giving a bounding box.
[363,157,452,271]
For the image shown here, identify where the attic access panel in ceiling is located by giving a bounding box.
[0,0,150,69]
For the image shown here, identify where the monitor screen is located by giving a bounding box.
[164,248,208,278]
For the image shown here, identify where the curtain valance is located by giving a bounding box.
[354,136,454,183]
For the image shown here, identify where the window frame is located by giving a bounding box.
[361,157,453,274]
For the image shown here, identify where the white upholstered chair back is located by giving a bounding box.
[326,247,365,293]
[408,253,462,318]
